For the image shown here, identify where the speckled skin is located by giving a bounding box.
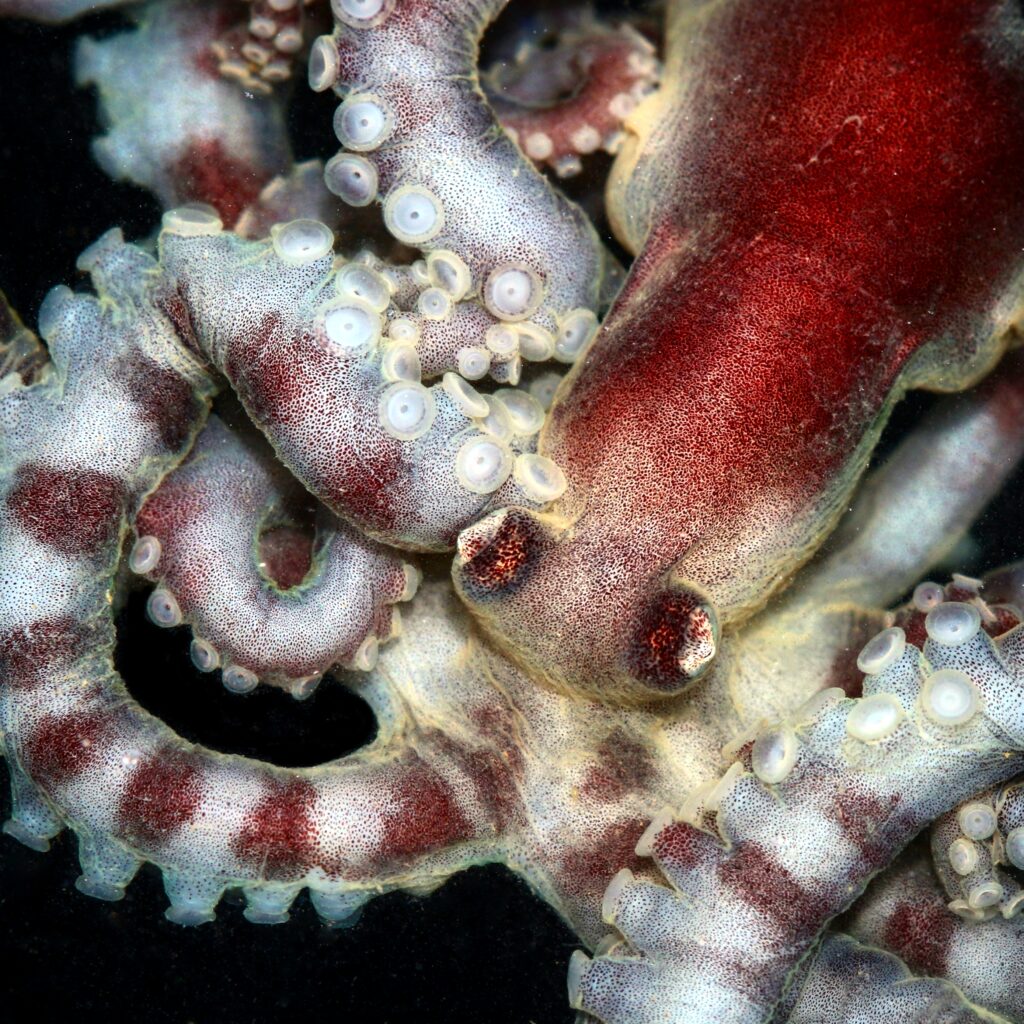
[846,852,1024,1021]
[132,414,413,692]
[1,1,1024,1022]
[456,0,1024,704]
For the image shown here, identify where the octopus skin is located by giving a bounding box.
[456,0,1024,703]
[1,1,1024,1022]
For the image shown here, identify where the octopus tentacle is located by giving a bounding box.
[159,222,565,549]
[75,0,293,228]
[455,0,1024,704]
[774,933,998,1024]
[482,7,660,179]
[846,851,1024,1021]
[314,0,609,375]
[571,593,1024,1021]
[931,781,1024,921]
[131,414,417,696]
[0,238,505,926]
[797,354,1024,612]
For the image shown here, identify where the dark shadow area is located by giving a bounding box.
[115,589,378,766]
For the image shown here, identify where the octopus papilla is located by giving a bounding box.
[0,0,1023,1021]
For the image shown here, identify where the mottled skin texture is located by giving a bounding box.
[1,1,1024,1023]
[456,0,1024,703]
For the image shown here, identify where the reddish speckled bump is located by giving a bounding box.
[457,509,540,599]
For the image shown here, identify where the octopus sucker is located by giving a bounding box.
[1,1,1024,1022]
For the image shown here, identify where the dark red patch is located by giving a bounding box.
[223,320,404,533]
[458,510,539,598]
[117,749,205,848]
[232,776,320,880]
[0,617,87,689]
[225,314,297,426]
[626,588,717,693]
[8,463,124,556]
[830,787,906,870]
[431,730,523,834]
[376,760,473,865]
[469,704,525,775]
[892,608,928,652]
[134,476,207,557]
[881,899,955,977]
[719,841,821,940]
[653,819,714,873]
[565,815,643,888]
[171,138,266,228]
[116,351,204,452]
[25,710,108,792]
[258,525,314,590]
[580,730,654,803]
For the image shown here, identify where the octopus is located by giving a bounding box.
[0,0,1023,1021]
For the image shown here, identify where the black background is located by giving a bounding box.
[1,5,1023,1024]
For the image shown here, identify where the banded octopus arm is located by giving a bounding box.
[715,357,1024,735]
[455,0,1024,703]
[773,932,1000,1024]
[481,7,660,180]
[157,222,565,549]
[570,601,1024,1022]
[0,234,517,925]
[845,850,1024,1021]
[314,0,611,376]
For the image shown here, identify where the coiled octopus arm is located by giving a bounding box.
[158,222,564,549]
[130,412,417,696]
[455,0,1024,703]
